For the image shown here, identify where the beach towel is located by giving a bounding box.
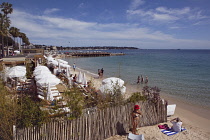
[161,128,186,136]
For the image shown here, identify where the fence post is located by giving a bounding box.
[13,125,16,140]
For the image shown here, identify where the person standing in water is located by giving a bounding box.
[140,75,144,83]
[137,76,140,84]
[131,105,142,134]
[145,76,148,84]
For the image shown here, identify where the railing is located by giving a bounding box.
[14,100,167,140]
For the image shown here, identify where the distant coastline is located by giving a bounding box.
[59,46,139,50]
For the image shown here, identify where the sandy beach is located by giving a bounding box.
[71,66,210,140]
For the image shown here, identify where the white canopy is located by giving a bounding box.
[34,70,52,76]
[47,83,54,101]
[47,56,54,61]
[66,67,71,78]
[77,71,83,83]
[48,59,58,66]
[35,74,56,81]
[7,66,26,78]
[102,77,124,86]
[36,77,60,87]
[81,73,87,87]
[57,59,68,64]
[34,66,49,73]
[100,77,126,94]
[60,63,70,68]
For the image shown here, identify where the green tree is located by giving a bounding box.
[0,2,13,57]
[0,81,18,140]
[9,26,20,50]
[63,87,85,119]
[16,96,49,128]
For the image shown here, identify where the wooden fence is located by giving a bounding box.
[14,100,167,140]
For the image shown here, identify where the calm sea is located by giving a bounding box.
[63,49,210,109]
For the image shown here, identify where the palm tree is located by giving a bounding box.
[9,27,20,50]
[19,32,30,48]
[0,2,13,57]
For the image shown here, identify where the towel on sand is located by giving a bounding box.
[161,128,186,136]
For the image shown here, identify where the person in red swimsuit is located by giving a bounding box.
[131,105,142,134]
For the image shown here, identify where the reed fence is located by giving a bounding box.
[14,100,167,140]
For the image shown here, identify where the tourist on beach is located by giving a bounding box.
[145,76,148,84]
[170,117,182,132]
[73,63,76,71]
[140,75,144,83]
[137,76,140,84]
[131,105,142,135]
[73,74,77,82]
[98,69,101,78]
[101,68,104,77]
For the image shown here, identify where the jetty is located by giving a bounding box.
[64,51,125,57]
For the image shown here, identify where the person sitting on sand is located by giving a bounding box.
[170,117,182,132]
[131,105,142,134]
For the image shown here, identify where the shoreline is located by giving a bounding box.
[70,65,210,139]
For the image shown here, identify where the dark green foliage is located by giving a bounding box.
[16,96,49,128]
[127,92,147,103]
[0,81,17,140]
[26,62,34,78]
[63,87,84,119]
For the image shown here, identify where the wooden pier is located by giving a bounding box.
[64,52,125,57]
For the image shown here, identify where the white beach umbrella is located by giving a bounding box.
[82,73,87,87]
[60,63,70,68]
[99,84,126,95]
[100,77,126,94]
[66,67,71,78]
[36,77,60,87]
[58,61,61,73]
[57,59,68,64]
[35,74,56,81]
[102,77,124,87]
[77,71,83,83]
[48,59,58,66]
[34,66,49,73]
[7,66,26,78]
[34,70,52,76]
[47,83,54,101]
[47,56,54,61]
[35,66,48,70]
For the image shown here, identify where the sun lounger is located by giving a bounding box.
[38,95,45,100]
[127,133,144,140]
[167,104,176,116]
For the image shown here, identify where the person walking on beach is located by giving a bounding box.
[145,76,148,84]
[170,117,182,132]
[73,63,76,71]
[131,105,142,135]
[137,76,140,84]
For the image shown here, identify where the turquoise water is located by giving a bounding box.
[63,49,210,109]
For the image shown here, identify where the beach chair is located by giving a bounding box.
[167,104,176,116]
[127,133,144,140]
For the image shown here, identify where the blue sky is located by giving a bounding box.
[4,0,210,49]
